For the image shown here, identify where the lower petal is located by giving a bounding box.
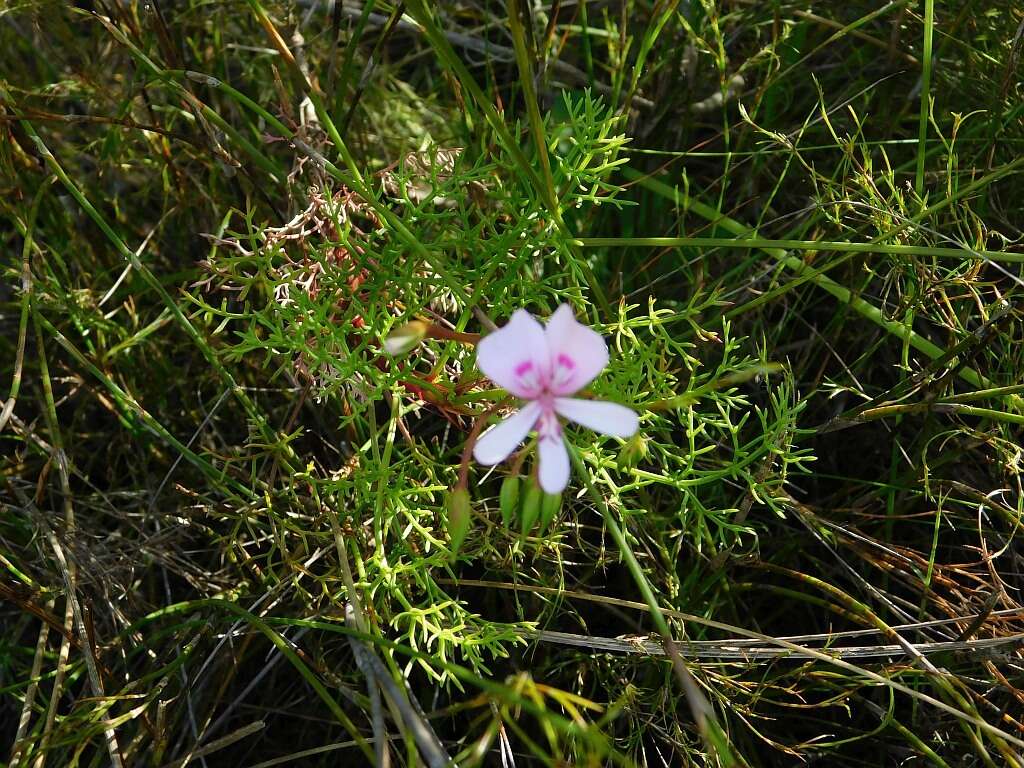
[553,398,639,438]
[538,434,570,494]
[473,401,542,466]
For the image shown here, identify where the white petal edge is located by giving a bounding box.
[475,309,549,397]
[537,434,570,494]
[553,397,639,438]
[473,401,542,465]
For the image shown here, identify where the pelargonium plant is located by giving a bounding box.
[473,304,639,493]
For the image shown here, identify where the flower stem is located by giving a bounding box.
[426,324,480,345]
[459,397,510,487]
[567,445,672,638]
[566,444,738,765]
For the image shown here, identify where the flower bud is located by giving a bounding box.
[382,320,428,357]
[520,480,542,537]
[499,475,521,529]
[447,487,472,560]
[617,432,649,470]
[538,491,562,535]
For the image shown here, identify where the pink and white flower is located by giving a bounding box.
[473,304,639,493]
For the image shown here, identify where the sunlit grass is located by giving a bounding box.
[2,2,1023,766]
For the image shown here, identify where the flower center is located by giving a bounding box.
[513,352,578,399]
[536,401,561,441]
[513,360,543,397]
[551,352,577,392]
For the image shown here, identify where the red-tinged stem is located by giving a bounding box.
[427,324,480,345]
[457,397,510,487]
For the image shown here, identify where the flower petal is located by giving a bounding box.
[554,397,639,438]
[537,434,570,493]
[473,401,542,465]
[543,303,610,395]
[475,309,550,398]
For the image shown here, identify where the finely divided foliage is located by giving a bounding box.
[1,2,1023,767]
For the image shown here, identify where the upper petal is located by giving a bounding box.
[553,397,639,438]
[543,304,610,395]
[473,401,542,466]
[475,309,550,398]
[537,433,570,493]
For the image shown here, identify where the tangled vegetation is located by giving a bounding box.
[2,1,1023,765]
